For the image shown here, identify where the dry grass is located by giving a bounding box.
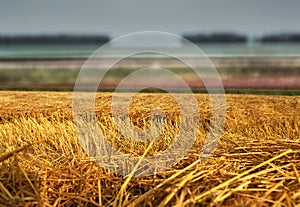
[0,91,299,206]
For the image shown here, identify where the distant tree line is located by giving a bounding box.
[1,33,300,45]
[182,33,247,43]
[0,34,110,45]
[258,33,300,43]
[183,32,300,44]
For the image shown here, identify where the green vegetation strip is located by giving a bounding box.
[0,68,299,95]
[0,86,299,96]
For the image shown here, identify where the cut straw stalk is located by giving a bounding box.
[114,141,154,207]
[0,181,13,200]
[157,170,196,207]
[182,149,293,206]
[292,164,300,186]
[127,160,201,207]
[272,192,288,207]
[0,144,31,162]
[47,189,101,206]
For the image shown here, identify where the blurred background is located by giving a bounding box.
[0,0,300,93]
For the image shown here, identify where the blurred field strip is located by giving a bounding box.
[2,56,300,69]
[0,57,300,92]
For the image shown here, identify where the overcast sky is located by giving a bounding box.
[1,0,300,38]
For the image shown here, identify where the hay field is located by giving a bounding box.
[0,91,299,206]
